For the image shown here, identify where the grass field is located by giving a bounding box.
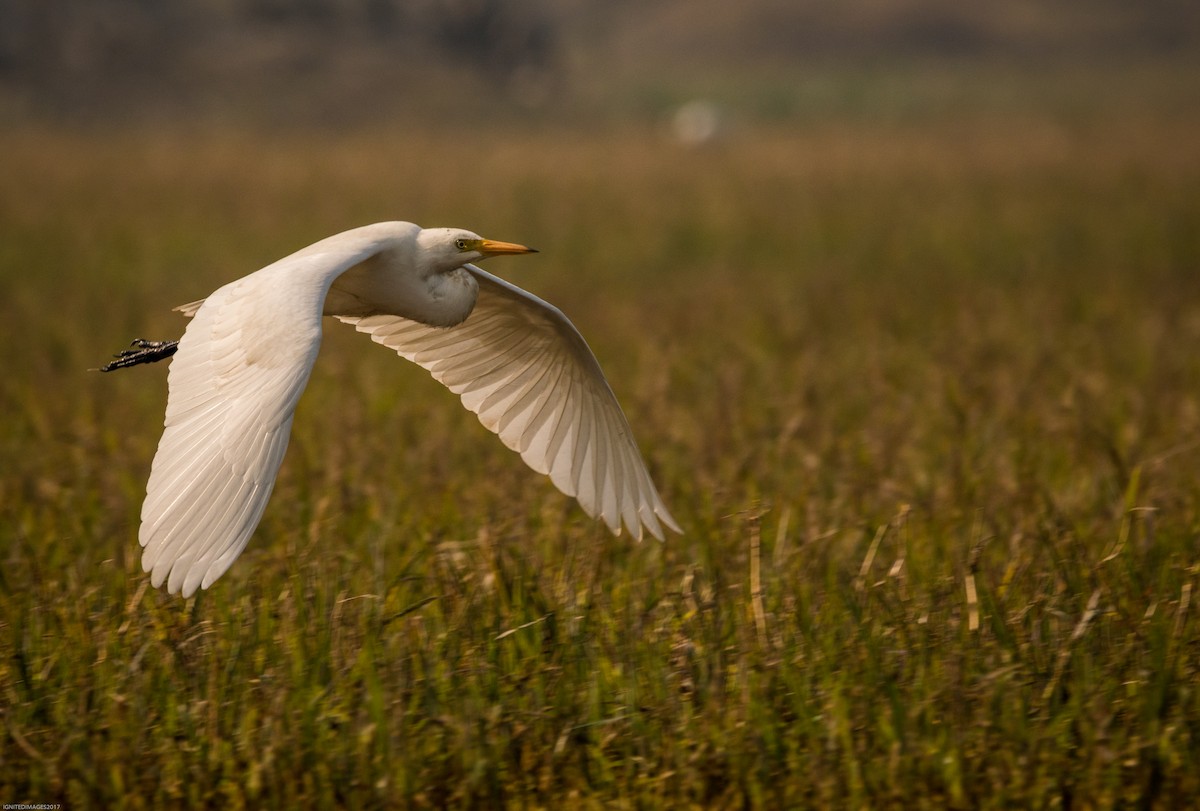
[2,81,1200,806]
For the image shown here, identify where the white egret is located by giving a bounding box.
[117,222,680,597]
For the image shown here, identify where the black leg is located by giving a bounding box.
[99,339,180,372]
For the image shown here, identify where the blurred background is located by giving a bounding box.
[1,0,1197,129]
[4,3,1200,806]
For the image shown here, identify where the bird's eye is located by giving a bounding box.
[455,238,469,250]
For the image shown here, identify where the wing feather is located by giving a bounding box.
[139,280,316,597]
[140,225,409,596]
[338,265,680,539]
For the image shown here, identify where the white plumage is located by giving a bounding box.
[137,222,680,597]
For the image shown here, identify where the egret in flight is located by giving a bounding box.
[107,222,680,597]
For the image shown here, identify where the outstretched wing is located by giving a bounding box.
[337,265,680,540]
[140,226,407,597]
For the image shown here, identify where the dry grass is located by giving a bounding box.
[2,105,1199,807]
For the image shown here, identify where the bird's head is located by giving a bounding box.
[419,228,538,273]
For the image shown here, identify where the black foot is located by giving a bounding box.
[99,339,180,372]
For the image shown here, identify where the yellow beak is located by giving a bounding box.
[478,238,538,256]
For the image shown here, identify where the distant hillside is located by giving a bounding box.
[1,0,1196,124]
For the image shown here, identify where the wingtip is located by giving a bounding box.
[173,299,207,317]
[657,509,683,538]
